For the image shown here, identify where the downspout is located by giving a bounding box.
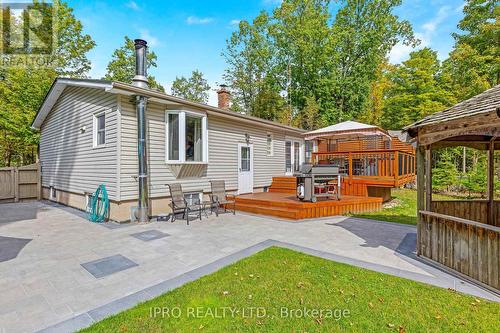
[132,39,149,222]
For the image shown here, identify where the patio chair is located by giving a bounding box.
[166,183,202,225]
[209,180,236,216]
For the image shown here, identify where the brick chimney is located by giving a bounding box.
[217,84,231,109]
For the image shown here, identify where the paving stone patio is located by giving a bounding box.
[0,201,498,333]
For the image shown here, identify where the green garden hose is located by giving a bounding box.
[87,184,109,223]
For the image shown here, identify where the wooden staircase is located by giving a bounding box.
[268,176,297,194]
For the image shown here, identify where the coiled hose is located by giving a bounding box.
[87,184,109,223]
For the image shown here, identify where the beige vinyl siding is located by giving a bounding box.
[119,96,299,200]
[39,86,118,200]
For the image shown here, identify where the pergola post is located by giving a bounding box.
[487,138,495,225]
[416,145,425,256]
[425,146,432,211]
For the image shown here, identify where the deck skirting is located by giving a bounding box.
[235,192,382,220]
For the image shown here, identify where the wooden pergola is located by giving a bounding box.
[405,85,500,293]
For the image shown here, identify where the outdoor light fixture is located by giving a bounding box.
[245,133,250,143]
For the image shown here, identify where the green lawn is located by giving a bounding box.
[81,247,499,333]
[352,188,456,225]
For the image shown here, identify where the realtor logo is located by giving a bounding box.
[0,1,55,55]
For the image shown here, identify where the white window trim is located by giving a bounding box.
[165,110,208,164]
[93,111,106,148]
[266,133,274,157]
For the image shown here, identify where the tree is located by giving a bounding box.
[223,0,416,126]
[432,149,459,192]
[223,12,277,115]
[381,48,456,130]
[325,0,417,124]
[0,0,95,166]
[271,0,332,117]
[170,70,210,103]
[293,95,324,130]
[251,86,288,121]
[357,60,395,126]
[443,0,499,100]
[103,36,164,91]
[461,151,488,197]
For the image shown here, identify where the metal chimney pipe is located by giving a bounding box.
[132,39,149,89]
[133,39,149,222]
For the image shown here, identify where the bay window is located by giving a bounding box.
[165,110,207,163]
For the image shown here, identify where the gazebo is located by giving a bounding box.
[306,121,415,201]
[405,85,500,293]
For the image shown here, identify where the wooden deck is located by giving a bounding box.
[235,192,382,220]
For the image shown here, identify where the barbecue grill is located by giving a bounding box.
[296,164,341,202]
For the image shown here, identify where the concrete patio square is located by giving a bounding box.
[0,201,497,333]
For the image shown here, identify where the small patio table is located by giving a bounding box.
[185,190,214,218]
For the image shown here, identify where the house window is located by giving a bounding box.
[305,141,313,163]
[167,113,179,160]
[93,113,106,147]
[165,110,207,163]
[266,133,273,156]
[186,115,203,162]
[294,142,300,172]
[285,141,292,173]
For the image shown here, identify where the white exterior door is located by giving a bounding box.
[285,139,304,175]
[238,143,253,194]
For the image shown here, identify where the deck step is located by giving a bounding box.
[235,202,300,219]
[269,176,297,194]
[269,188,296,194]
[236,195,301,208]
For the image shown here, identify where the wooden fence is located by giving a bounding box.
[419,211,500,291]
[0,163,41,202]
[432,200,500,227]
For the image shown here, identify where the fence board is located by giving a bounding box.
[432,200,500,226]
[0,164,40,202]
[419,210,500,291]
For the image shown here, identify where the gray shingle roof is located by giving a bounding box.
[404,85,500,135]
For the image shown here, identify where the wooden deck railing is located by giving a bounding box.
[419,210,500,291]
[311,149,415,186]
[432,200,500,227]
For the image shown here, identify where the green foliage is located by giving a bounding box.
[357,60,395,126]
[103,36,164,91]
[292,95,324,130]
[223,0,415,127]
[461,152,488,197]
[0,0,95,167]
[252,85,288,122]
[223,12,278,115]
[443,0,499,100]
[353,189,460,225]
[432,150,459,192]
[381,48,456,129]
[170,70,210,103]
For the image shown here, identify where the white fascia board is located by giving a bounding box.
[31,79,113,130]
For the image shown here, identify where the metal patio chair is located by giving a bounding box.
[209,180,236,216]
[166,183,202,225]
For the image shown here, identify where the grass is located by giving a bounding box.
[352,188,457,225]
[80,247,499,333]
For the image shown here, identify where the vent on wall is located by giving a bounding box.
[49,187,56,200]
